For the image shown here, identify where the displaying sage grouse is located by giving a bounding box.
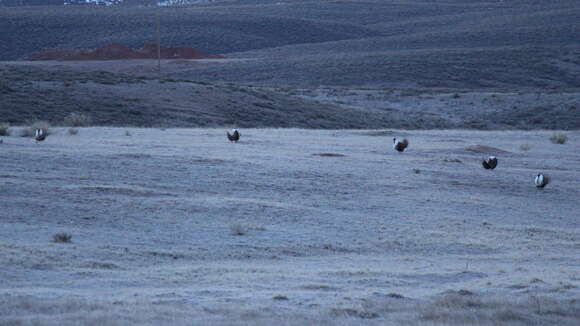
[35,129,47,142]
[227,129,240,142]
[393,138,409,152]
[482,156,498,170]
[535,173,550,188]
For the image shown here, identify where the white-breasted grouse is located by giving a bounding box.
[535,173,550,188]
[227,129,240,142]
[35,129,47,142]
[393,138,409,152]
[482,156,498,170]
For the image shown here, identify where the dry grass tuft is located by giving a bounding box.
[330,307,379,319]
[519,143,532,151]
[313,153,347,157]
[360,130,398,137]
[52,232,72,243]
[0,122,10,136]
[550,133,568,144]
[230,223,246,236]
[442,157,462,163]
[63,112,91,127]
[417,293,580,325]
[386,293,405,299]
[465,145,509,154]
[1,293,578,325]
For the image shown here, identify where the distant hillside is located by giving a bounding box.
[0,3,381,60]
[1,63,578,130]
[0,0,579,88]
[0,0,220,6]
[0,64,397,129]
[0,0,135,6]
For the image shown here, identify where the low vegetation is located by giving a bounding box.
[52,232,72,243]
[417,292,580,325]
[0,122,9,136]
[520,143,532,151]
[230,223,246,236]
[63,112,91,127]
[550,133,568,144]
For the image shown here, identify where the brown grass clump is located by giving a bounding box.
[550,133,568,144]
[417,293,580,325]
[52,232,72,243]
[520,143,532,151]
[63,112,91,127]
[442,157,462,163]
[230,223,246,236]
[0,122,10,136]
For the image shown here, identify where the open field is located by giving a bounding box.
[1,1,579,324]
[1,128,579,325]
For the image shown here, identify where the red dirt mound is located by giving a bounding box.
[27,43,224,61]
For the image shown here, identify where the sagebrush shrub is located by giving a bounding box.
[549,133,567,144]
[520,143,532,151]
[53,232,72,243]
[63,112,91,127]
[0,123,9,136]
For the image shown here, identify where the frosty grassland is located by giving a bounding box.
[0,127,578,325]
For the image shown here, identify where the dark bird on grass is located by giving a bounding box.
[35,129,47,142]
[227,129,240,142]
[535,173,550,188]
[393,138,409,152]
[482,156,498,170]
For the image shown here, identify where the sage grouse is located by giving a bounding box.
[227,129,240,142]
[482,156,498,170]
[35,129,47,142]
[534,173,550,188]
[393,138,409,152]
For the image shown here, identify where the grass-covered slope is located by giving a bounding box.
[1,1,578,87]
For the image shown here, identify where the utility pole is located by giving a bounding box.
[155,5,161,75]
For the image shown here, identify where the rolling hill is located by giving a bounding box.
[0,0,578,128]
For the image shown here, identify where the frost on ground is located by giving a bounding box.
[0,128,579,325]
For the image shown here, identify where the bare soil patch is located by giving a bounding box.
[27,43,223,61]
